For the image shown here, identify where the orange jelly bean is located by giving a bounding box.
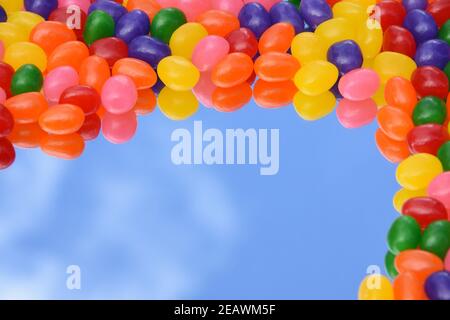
[126,0,161,21]
[258,22,295,54]
[79,56,111,94]
[5,92,48,124]
[8,122,46,149]
[384,77,417,115]
[375,129,410,163]
[395,249,444,282]
[112,58,157,90]
[377,106,414,141]
[39,104,85,135]
[254,52,300,82]
[211,53,253,88]
[212,82,252,112]
[40,133,85,160]
[393,272,428,300]
[253,79,297,109]
[30,21,77,56]
[47,41,90,72]
[134,89,157,115]
[196,10,240,37]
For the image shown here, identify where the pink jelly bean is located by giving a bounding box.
[338,68,380,101]
[102,111,138,144]
[44,66,79,103]
[193,71,216,108]
[0,88,6,105]
[101,75,138,115]
[211,0,244,16]
[192,36,230,72]
[336,98,378,128]
[428,172,450,212]
[58,0,90,13]
[177,0,211,21]
[243,0,281,11]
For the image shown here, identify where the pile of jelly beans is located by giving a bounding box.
[0,0,449,299]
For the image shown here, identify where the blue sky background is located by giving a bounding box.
[0,99,398,299]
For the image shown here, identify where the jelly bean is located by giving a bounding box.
[0,0,23,12]
[30,21,77,56]
[382,26,416,58]
[238,3,272,39]
[254,52,300,82]
[0,5,6,22]
[393,188,427,213]
[0,40,3,59]
[102,110,138,144]
[0,88,5,104]
[425,271,450,300]
[176,0,211,22]
[253,79,297,109]
[89,37,127,67]
[270,1,304,34]
[395,249,444,281]
[428,172,450,211]
[413,96,447,126]
[427,0,450,28]
[327,40,363,76]
[295,61,338,96]
[101,75,137,115]
[376,0,406,31]
[0,137,15,169]
[243,0,281,11]
[134,89,156,115]
[373,51,417,84]
[151,8,186,44]
[293,91,336,121]
[356,21,383,59]
[44,66,79,102]
[5,92,48,124]
[376,129,411,163]
[158,87,199,120]
[58,0,90,13]
[197,10,240,38]
[169,23,208,60]
[3,42,47,72]
[403,9,438,43]
[128,35,171,69]
[338,68,380,101]
[408,124,448,155]
[439,20,450,45]
[126,0,161,21]
[210,0,244,17]
[115,9,150,44]
[226,28,258,58]
[445,62,450,84]
[378,106,413,142]
[259,23,294,54]
[446,251,450,272]
[438,141,450,171]
[59,85,100,116]
[0,104,13,137]
[415,39,450,70]
[193,71,216,108]
[79,55,110,93]
[397,153,443,190]
[112,58,157,90]
[40,133,85,159]
[402,197,448,229]
[393,272,427,300]
[157,56,200,91]
[8,122,45,148]
[332,1,366,26]
[88,0,127,23]
[387,216,422,254]
[291,32,326,65]
[385,251,398,279]
[83,10,115,46]
[358,275,393,300]
[78,113,101,141]
[0,23,27,48]
[192,36,230,72]
[211,53,254,88]
[421,220,450,259]
[39,103,85,135]
[299,0,332,28]
[402,0,427,12]
[10,64,43,96]
[47,41,89,72]
[7,11,44,37]
[48,6,87,41]
[385,77,417,115]
[372,83,387,107]
[212,82,252,112]
[315,18,356,52]
[336,98,378,129]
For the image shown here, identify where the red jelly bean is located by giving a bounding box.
[78,113,101,141]
[89,37,129,67]
[407,124,449,155]
[0,104,14,138]
[0,137,15,169]
[0,62,14,98]
[402,196,449,229]
[376,0,407,32]
[382,25,416,58]
[48,6,87,40]
[225,28,259,58]
[427,0,450,28]
[411,66,449,100]
[59,85,101,115]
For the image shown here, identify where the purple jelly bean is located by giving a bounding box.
[24,0,58,19]
[331,80,343,100]
[128,35,171,69]
[270,2,305,34]
[425,271,450,300]
[0,5,6,23]
[415,39,450,70]
[115,10,151,44]
[152,78,165,95]
[403,9,438,43]
[327,40,363,75]
[238,3,272,39]
[402,0,427,11]
[299,0,332,28]
[88,0,127,23]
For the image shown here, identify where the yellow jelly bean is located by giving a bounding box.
[291,32,326,65]
[293,91,336,121]
[346,0,376,10]
[357,22,383,59]
[169,22,208,60]
[157,56,200,91]
[158,88,199,121]
[4,42,47,71]
[315,18,356,52]
[332,1,367,26]
[396,154,443,191]
[372,83,386,107]
[0,22,28,47]
[393,188,427,213]
[373,52,417,84]
[358,275,393,300]
[294,61,338,96]
[7,11,44,37]
[0,0,24,12]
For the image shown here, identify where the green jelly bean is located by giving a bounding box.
[10,64,43,96]
[420,220,450,260]
[150,8,187,44]
[413,96,447,126]
[439,19,450,45]
[83,10,115,46]
[387,216,421,255]
[437,141,450,171]
[385,251,398,279]
[288,0,301,7]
